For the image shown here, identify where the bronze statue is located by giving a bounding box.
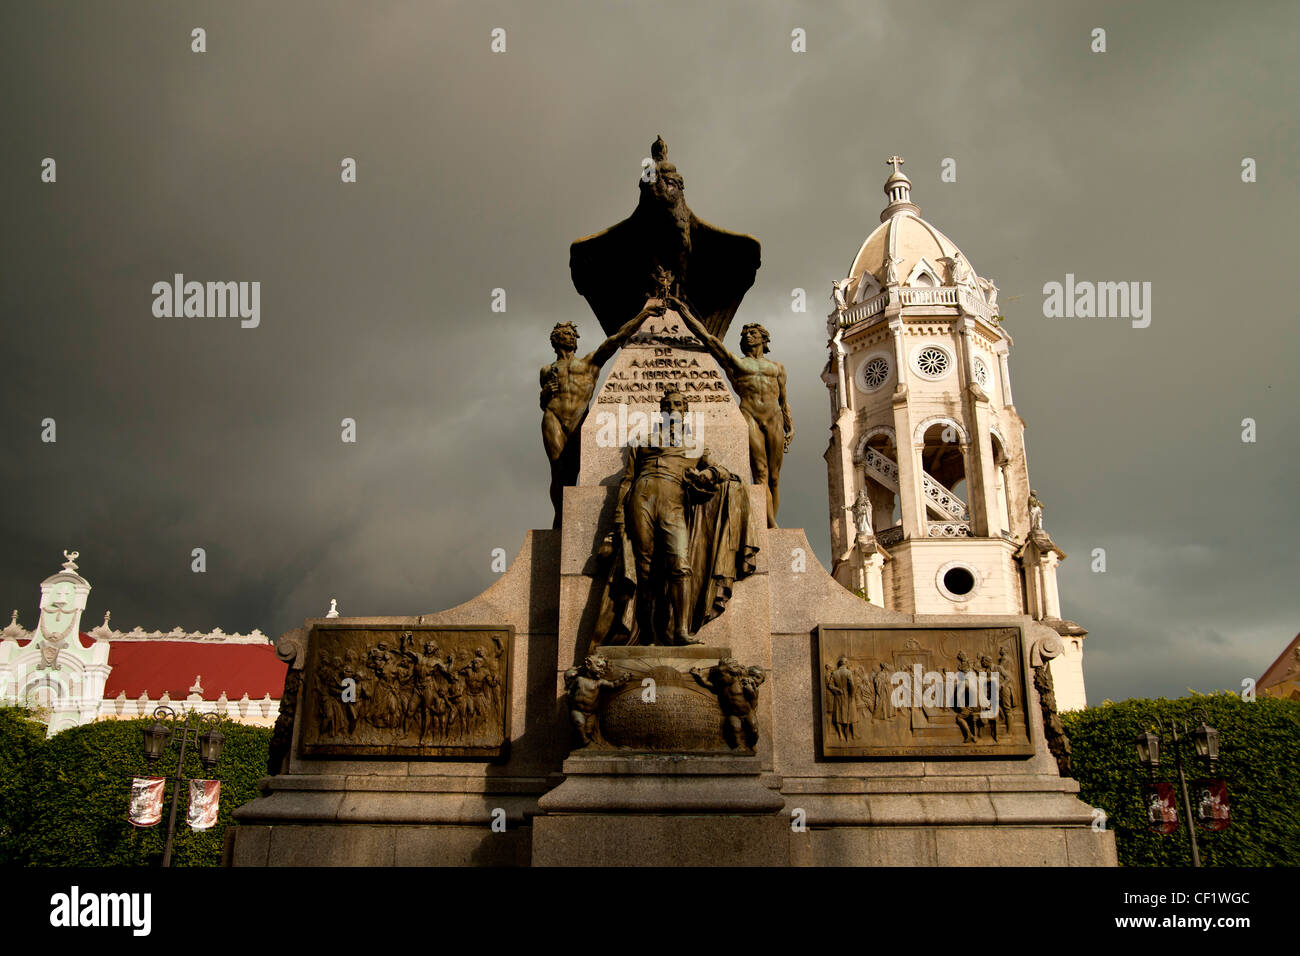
[541,301,667,527]
[871,662,896,720]
[570,137,760,339]
[564,655,628,747]
[400,633,455,744]
[590,389,757,648]
[690,658,765,750]
[978,653,1000,742]
[1034,658,1073,776]
[671,296,792,527]
[996,646,1017,734]
[824,656,857,742]
[950,651,978,743]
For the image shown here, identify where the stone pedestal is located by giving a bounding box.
[228,311,1115,868]
[533,754,788,866]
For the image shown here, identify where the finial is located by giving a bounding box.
[9,610,16,627]
[189,674,204,696]
[103,611,111,628]
[326,598,340,619]
[880,155,920,222]
[61,550,80,572]
[651,136,668,162]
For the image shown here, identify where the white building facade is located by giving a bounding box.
[822,158,1088,709]
[1,552,284,735]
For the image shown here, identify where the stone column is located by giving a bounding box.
[862,551,886,605]
[959,322,999,538]
[889,317,924,540]
[826,411,858,582]
[995,463,1011,535]
[1041,551,1063,619]
[834,330,850,413]
[996,343,1014,407]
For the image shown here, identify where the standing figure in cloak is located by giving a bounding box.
[589,388,757,649]
[871,662,897,720]
[671,296,793,527]
[824,656,858,742]
[541,300,667,528]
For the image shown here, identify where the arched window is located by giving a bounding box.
[859,429,902,533]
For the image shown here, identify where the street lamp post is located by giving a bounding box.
[140,704,225,867]
[1135,716,1222,867]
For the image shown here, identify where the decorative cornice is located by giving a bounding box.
[105,626,271,644]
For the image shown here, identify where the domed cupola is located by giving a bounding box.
[836,158,996,323]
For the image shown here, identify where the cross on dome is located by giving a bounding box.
[880,154,919,221]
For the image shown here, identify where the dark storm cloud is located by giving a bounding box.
[2,1,1296,702]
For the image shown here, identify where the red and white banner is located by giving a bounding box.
[1143,781,1179,834]
[187,779,221,831]
[127,777,165,827]
[1193,778,1231,832]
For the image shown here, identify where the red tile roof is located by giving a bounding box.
[103,641,286,700]
[1259,632,1300,689]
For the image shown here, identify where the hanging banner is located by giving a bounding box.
[1193,778,1231,832]
[127,777,165,828]
[1143,781,1179,834]
[187,779,221,831]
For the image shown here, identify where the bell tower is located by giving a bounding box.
[822,157,1088,708]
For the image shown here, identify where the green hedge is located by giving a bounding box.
[5,695,1296,867]
[1062,692,1300,867]
[0,708,48,860]
[0,708,270,867]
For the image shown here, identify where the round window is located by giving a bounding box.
[914,345,952,380]
[943,566,975,595]
[936,560,980,602]
[855,354,891,392]
[973,356,989,387]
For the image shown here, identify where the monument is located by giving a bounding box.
[228,140,1116,867]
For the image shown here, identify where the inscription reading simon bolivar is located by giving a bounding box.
[595,319,733,405]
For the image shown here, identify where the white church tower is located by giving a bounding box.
[822,157,1088,709]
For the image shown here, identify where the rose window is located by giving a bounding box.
[859,356,889,391]
[973,357,989,387]
[915,346,951,378]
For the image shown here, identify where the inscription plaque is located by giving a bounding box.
[816,625,1033,758]
[300,624,512,758]
[595,317,734,406]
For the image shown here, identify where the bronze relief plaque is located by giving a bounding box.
[300,624,512,758]
[816,625,1033,758]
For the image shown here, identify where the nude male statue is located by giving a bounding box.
[541,300,667,528]
[669,296,792,527]
[399,632,454,742]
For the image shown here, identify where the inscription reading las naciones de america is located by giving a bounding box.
[598,350,732,404]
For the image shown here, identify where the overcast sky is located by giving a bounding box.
[2,1,1297,704]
